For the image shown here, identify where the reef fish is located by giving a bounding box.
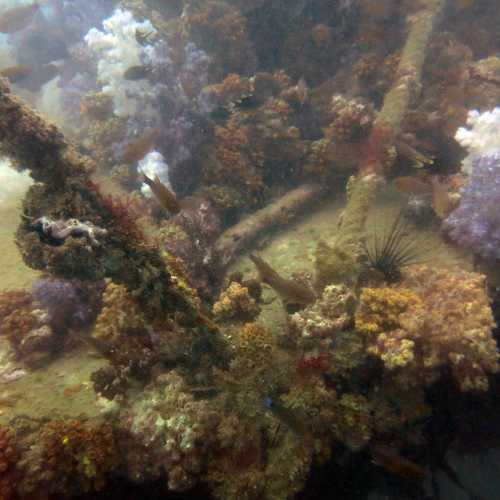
[0,3,40,34]
[370,444,426,481]
[123,65,152,81]
[142,173,181,214]
[121,128,160,164]
[0,64,32,83]
[430,176,454,219]
[249,253,315,309]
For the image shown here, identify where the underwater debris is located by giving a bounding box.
[29,216,108,247]
[0,2,39,34]
[213,182,322,267]
[250,253,315,311]
[1,0,500,497]
[362,211,423,282]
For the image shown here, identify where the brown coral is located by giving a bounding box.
[0,290,36,353]
[0,426,20,500]
[40,419,119,495]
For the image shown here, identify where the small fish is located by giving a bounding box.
[370,444,426,481]
[0,64,32,83]
[123,65,152,81]
[249,253,315,308]
[0,3,40,34]
[121,128,160,164]
[142,173,181,214]
[430,176,453,219]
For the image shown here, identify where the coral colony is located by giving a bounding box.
[1,1,500,499]
[444,108,500,260]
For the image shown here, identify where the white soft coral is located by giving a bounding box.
[455,107,500,173]
[84,9,158,117]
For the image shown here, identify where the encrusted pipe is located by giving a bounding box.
[321,0,445,286]
[212,182,324,268]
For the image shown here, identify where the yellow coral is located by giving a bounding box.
[355,287,422,336]
[212,282,260,322]
[356,266,499,391]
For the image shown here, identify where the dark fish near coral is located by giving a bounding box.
[123,65,152,81]
[370,444,426,481]
[121,128,160,164]
[14,63,59,92]
[0,65,32,83]
[142,173,181,215]
[0,3,40,34]
[249,253,315,308]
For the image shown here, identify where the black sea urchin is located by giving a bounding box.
[363,211,423,282]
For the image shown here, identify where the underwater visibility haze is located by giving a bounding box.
[1,0,500,499]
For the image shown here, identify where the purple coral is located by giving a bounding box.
[32,278,104,332]
[444,151,500,260]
